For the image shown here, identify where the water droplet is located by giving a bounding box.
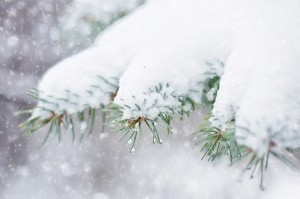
[130,148,135,154]
[127,139,132,145]
[153,137,157,143]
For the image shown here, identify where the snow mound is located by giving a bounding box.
[212,0,300,154]
[34,46,120,119]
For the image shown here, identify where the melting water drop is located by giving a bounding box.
[130,148,135,154]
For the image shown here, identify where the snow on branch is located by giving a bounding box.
[20,0,300,189]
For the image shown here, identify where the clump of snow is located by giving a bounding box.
[33,46,120,119]
[114,42,225,120]
[211,0,300,155]
[114,0,243,120]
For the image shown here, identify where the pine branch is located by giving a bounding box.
[20,105,99,145]
[111,69,222,152]
[235,124,300,190]
[20,76,118,144]
[108,94,196,152]
[193,116,243,163]
[195,114,300,190]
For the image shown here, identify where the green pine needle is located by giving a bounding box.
[194,116,242,163]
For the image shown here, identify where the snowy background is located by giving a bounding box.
[1,0,300,198]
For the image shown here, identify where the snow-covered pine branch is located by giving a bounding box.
[20,1,152,140]
[22,0,237,142]
[208,1,300,189]
[109,0,242,149]
[21,0,300,189]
